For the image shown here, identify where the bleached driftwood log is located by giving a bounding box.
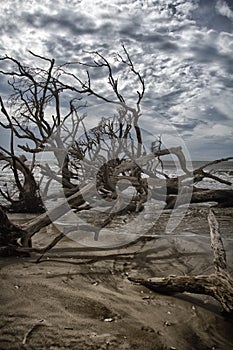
[129,210,233,314]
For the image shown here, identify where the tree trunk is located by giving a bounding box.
[0,153,44,213]
[0,207,29,256]
[165,189,233,209]
[0,183,93,255]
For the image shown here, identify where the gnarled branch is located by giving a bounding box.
[129,210,233,315]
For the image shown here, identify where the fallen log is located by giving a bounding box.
[0,182,95,255]
[128,210,233,315]
[165,189,233,209]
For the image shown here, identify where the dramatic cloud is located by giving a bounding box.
[216,0,233,21]
[0,0,232,159]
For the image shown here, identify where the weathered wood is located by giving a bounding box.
[21,181,95,238]
[0,152,44,213]
[113,146,191,176]
[193,157,233,186]
[129,210,233,315]
[0,181,95,255]
[194,157,233,172]
[166,189,233,209]
[0,207,26,243]
[194,169,232,186]
[0,206,29,255]
[128,271,233,314]
[208,209,227,271]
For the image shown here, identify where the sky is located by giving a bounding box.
[0,0,233,160]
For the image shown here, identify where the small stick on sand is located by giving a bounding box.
[22,319,49,345]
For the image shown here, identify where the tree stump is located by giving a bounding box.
[0,207,29,256]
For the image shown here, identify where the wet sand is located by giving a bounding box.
[0,207,233,349]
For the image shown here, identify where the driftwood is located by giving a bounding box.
[166,189,233,209]
[0,144,232,256]
[129,210,233,315]
[0,182,95,255]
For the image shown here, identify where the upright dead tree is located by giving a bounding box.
[0,93,44,212]
[0,52,86,211]
[0,150,43,213]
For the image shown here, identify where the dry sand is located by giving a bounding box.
[0,207,233,350]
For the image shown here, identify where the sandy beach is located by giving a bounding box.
[0,207,233,350]
[1,0,233,347]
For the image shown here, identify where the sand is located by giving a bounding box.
[0,207,233,350]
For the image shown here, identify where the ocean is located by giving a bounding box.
[0,160,233,207]
[1,159,232,250]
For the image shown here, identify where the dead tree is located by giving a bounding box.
[129,210,233,315]
[1,48,231,214]
[0,148,44,213]
[0,47,232,256]
[36,45,151,216]
[164,157,233,209]
[0,52,86,211]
